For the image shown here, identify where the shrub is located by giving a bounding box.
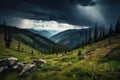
[77,50,82,57]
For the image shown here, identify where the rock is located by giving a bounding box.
[8,57,18,61]
[16,62,27,72]
[19,63,36,77]
[103,49,113,57]
[12,65,19,70]
[0,57,18,66]
[0,57,18,73]
[33,59,46,66]
[0,57,41,76]
[0,67,4,72]
[95,48,100,52]
[7,57,18,66]
[84,55,90,59]
[0,66,8,73]
[0,58,8,66]
[67,62,72,66]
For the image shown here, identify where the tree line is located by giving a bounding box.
[75,18,120,49]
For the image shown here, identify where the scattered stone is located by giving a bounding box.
[12,65,19,70]
[84,55,90,59]
[0,67,4,72]
[7,57,18,66]
[33,59,46,66]
[103,49,113,57]
[19,63,36,77]
[67,62,72,66]
[0,58,8,66]
[95,48,100,52]
[17,62,27,72]
[0,57,18,66]
[0,66,8,73]
[0,57,46,77]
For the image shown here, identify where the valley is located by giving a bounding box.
[0,25,120,80]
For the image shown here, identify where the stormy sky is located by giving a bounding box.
[0,0,120,30]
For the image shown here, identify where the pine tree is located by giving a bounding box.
[3,21,12,48]
[85,31,88,45]
[31,50,34,58]
[94,23,98,42]
[101,26,106,40]
[108,24,114,37]
[88,30,93,45]
[115,18,120,34]
[18,40,21,52]
[81,40,84,48]
[77,50,82,57]
[98,28,101,41]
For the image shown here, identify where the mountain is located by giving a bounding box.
[0,25,68,53]
[50,27,109,48]
[50,29,91,47]
[28,29,60,38]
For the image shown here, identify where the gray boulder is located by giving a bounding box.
[0,57,18,73]
[15,62,28,72]
[0,66,8,73]
[7,57,18,66]
[19,63,36,77]
[0,57,43,77]
[33,59,46,66]
[12,65,19,70]
[0,57,18,66]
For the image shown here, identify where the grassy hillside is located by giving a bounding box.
[0,29,120,80]
[0,26,69,53]
[0,33,41,62]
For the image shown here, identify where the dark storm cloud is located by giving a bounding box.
[97,0,120,25]
[0,0,95,20]
[0,0,120,26]
[71,0,96,6]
